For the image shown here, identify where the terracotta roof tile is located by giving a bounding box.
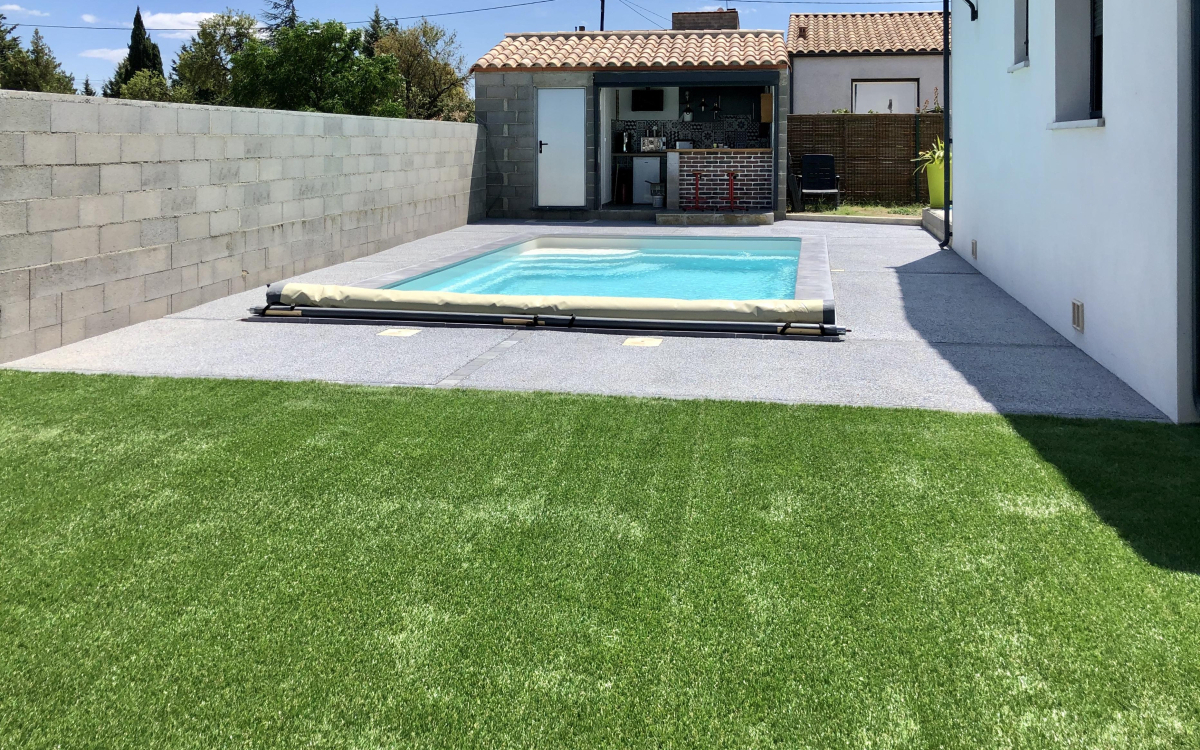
[471,29,788,72]
[787,12,944,55]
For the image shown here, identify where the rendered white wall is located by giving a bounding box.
[952,0,1196,422]
[790,55,945,114]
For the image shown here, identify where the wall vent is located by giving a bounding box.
[1071,299,1085,332]
[971,239,978,260]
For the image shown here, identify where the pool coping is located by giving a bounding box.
[351,233,837,320]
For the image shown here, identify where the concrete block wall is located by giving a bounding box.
[475,71,595,218]
[0,90,486,363]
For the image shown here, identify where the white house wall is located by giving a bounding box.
[790,54,945,114]
[952,0,1196,422]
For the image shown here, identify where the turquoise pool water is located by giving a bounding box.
[385,236,801,300]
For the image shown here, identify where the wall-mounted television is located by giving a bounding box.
[631,88,664,112]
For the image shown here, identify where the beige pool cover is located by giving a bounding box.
[276,283,827,324]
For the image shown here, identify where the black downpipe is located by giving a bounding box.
[940,0,953,249]
[1194,0,1200,410]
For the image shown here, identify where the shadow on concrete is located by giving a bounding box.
[894,248,1199,575]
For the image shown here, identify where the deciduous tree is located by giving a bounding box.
[228,20,404,117]
[172,11,259,104]
[374,20,471,121]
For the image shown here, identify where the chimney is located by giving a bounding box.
[796,26,807,39]
[671,8,739,31]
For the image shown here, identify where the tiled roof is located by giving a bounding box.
[470,29,788,72]
[787,12,944,55]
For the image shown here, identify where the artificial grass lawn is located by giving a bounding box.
[792,202,925,217]
[1,371,1198,749]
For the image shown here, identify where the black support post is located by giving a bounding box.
[940,0,953,248]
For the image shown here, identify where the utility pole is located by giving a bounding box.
[600,0,605,30]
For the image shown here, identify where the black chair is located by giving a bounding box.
[799,154,841,211]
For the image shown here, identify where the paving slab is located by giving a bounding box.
[5,218,1167,421]
[14,318,514,386]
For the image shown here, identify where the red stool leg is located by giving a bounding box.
[692,172,702,212]
[726,171,738,212]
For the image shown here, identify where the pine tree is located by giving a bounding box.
[27,29,75,93]
[102,8,163,98]
[82,75,96,96]
[0,27,75,93]
[363,6,393,57]
[0,14,20,63]
[262,0,299,35]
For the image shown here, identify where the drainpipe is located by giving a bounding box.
[1194,0,1199,410]
[940,0,953,249]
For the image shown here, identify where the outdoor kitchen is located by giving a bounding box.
[606,85,775,212]
[471,8,790,222]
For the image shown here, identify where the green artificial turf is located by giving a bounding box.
[1,371,1198,749]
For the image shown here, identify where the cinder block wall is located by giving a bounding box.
[0,91,486,363]
[475,71,595,218]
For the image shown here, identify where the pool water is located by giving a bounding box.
[385,237,801,300]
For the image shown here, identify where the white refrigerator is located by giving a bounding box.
[632,157,659,205]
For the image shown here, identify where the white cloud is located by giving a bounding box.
[80,13,131,26]
[1,4,49,16]
[80,48,127,63]
[142,11,215,39]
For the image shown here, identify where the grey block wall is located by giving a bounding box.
[0,91,486,363]
[475,71,595,218]
[775,69,790,219]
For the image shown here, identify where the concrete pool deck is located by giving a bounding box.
[4,220,1166,421]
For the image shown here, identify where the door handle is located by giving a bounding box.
[539,140,549,154]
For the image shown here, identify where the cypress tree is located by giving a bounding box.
[127,8,164,79]
[103,8,163,98]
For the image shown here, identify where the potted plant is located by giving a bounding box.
[914,137,951,209]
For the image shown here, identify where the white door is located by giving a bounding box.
[852,81,919,114]
[537,88,587,207]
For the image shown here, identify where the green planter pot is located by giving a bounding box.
[926,160,952,209]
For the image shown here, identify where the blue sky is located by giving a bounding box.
[2,0,940,91]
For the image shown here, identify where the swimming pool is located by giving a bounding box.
[384,236,802,301]
[259,234,844,337]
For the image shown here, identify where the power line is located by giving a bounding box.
[617,0,664,28]
[736,1,941,4]
[10,0,560,32]
[621,0,670,24]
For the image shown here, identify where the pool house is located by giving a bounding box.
[471,11,791,223]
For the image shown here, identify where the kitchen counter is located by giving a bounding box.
[666,148,775,212]
[667,148,772,153]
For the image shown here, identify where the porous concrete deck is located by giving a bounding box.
[4,220,1164,420]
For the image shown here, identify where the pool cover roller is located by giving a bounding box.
[259,282,847,336]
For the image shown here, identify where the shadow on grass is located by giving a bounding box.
[891,250,1199,575]
[1008,415,1200,575]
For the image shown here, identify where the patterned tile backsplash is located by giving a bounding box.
[613,115,769,152]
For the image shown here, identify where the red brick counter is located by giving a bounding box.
[673,149,773,212]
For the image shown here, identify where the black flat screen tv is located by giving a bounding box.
[631,89,664,112]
